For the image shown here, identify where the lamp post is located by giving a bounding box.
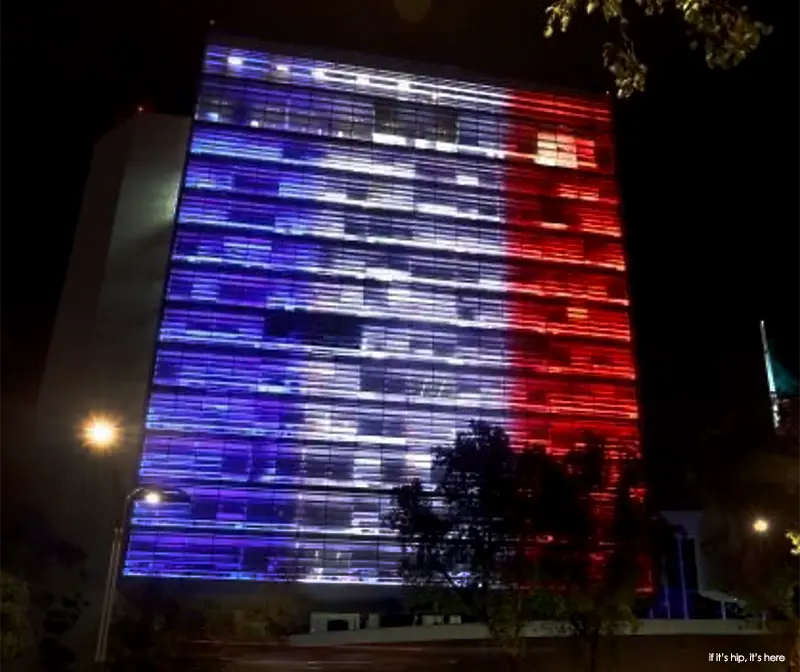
[82,414,190,664]
[94,485,190,664]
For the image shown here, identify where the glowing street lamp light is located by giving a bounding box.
[753,518,770,534]
[142,490,162,505]
[83,416,119,452]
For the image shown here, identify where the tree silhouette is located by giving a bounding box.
[1,508,89,671]
[386,421,652,670]
[1,571,32,662]
[543,0,771,97]
[392,0,771,97]
[108,584,225,672]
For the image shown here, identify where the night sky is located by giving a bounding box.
[2,0,797,508]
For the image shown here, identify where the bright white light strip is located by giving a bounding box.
[131,516,400,536]
[208,45,612,123]
[171,280,631,341]
[178,209,626,268]
[192,137,420,180]
[194,110,587,169]
[456,174,480,187]
[231,55,512,112]
[316,64,508,109]
[371,132,407,147]
[165,373,586,416]
[417,203,460,217]
[159,331,638,381]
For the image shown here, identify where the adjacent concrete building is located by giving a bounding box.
[34,113,190,569]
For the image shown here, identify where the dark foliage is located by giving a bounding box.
[691,396,799,667]
[385,421,655,670]
[2,508,89,671]
[1,571,32,661]
[37,589,90,672]
[108,585,224,672]
[2,510,87,580]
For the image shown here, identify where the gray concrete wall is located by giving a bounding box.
[33,119,133,502]
[35,114,189,556]
[30,113,190,663]
[86,113,191,514]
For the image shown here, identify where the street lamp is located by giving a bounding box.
[142,490,162,505]
[94,485,190,664]
[82,413,191,663]
[753,518,770,534]
[83,416,119,453]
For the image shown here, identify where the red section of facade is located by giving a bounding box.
[503,89,650,591]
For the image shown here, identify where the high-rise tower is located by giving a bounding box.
[123,37,640,584]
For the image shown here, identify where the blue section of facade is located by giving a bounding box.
[123,44,516,583]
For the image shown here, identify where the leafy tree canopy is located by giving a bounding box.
[386,421,657,669]
[544,0,771,97]
[1,508,89,671]
[393,0,771,97]
[1,571,32,662]
[108,577,308,671]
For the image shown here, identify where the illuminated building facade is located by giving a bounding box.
[124,38,641,584]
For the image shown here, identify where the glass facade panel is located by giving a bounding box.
[124,42,640,584]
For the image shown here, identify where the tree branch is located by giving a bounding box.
[544,0,771,97]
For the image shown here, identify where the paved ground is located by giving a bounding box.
[223,641,556,671]
[217,635,792,672]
